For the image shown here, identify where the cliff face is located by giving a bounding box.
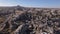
[0,6,60,34]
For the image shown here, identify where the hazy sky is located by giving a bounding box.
[0,0,60,8]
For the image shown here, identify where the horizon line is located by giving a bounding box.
[0,5,60,8]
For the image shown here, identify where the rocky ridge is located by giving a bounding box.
[0,6,60,34]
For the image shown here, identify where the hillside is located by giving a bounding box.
[0,6,60,34]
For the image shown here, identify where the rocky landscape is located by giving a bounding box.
[0,6,60,34]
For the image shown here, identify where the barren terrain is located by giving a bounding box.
[0,6,60,34]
